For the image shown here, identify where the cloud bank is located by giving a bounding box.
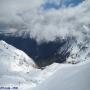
[0,0,90,44]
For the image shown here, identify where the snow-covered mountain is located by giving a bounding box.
[0,40,37,73]
[0,34,71,67]
[0,40,61,89]
[66,25,90,64]
[0,0,90,67]
[0,40,90,90]
[0,0,90,90]
[0,40,37,88]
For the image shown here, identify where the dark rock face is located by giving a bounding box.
[0,34,72,67]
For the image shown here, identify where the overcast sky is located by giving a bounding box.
[0,0,90,44]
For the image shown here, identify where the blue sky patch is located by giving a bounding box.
[43,0,85,10]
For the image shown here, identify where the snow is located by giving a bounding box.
[0,40,39,89]
[0,40,36,73]
[31,60,90,90]
[0,0,90,89]
[0,40,61,89]
[0,40,90,90]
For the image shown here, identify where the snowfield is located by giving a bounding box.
[0,40,90,90]
[31,61,90,90]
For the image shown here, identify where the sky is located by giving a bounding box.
[43,0,85,10]
[0,0,90,44]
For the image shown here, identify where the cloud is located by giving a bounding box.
[0,0,43,33]
[0,0,90,44]
[0,0,47,40]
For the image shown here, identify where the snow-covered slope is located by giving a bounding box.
[31,60,90,90]
[0,40,39,89]
[0,40,61,89]
[0,40,90,90]
[66,28,90,64]
[0,40,36,73]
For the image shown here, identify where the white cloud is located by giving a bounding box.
[0,0,90,44]
[0,0,43,31]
